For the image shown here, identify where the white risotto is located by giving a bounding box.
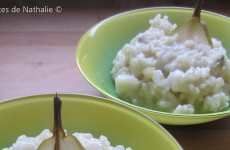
[3,129,132,150]
[111,14,230,114]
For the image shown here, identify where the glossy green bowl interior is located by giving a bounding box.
[0,94,182,149]
[76,7,230,125]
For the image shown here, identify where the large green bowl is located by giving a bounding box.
[0,94,182,149]
[76,7,230,125]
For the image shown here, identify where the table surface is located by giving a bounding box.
[0,4,230,150]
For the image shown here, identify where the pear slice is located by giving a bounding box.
[170,0,213,47]
[38,94,85,150]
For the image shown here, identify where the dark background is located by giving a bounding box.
[0,0,229,12]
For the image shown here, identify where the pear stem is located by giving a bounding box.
[53,94,65,150]
[192,0,205,19]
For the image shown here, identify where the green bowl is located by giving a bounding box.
[0,94,182,149]
[76,7,230,125]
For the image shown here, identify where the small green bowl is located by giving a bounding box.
[0,94,182,149]
[76,7,230,125]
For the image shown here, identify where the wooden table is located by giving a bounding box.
[0,3,230,150]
